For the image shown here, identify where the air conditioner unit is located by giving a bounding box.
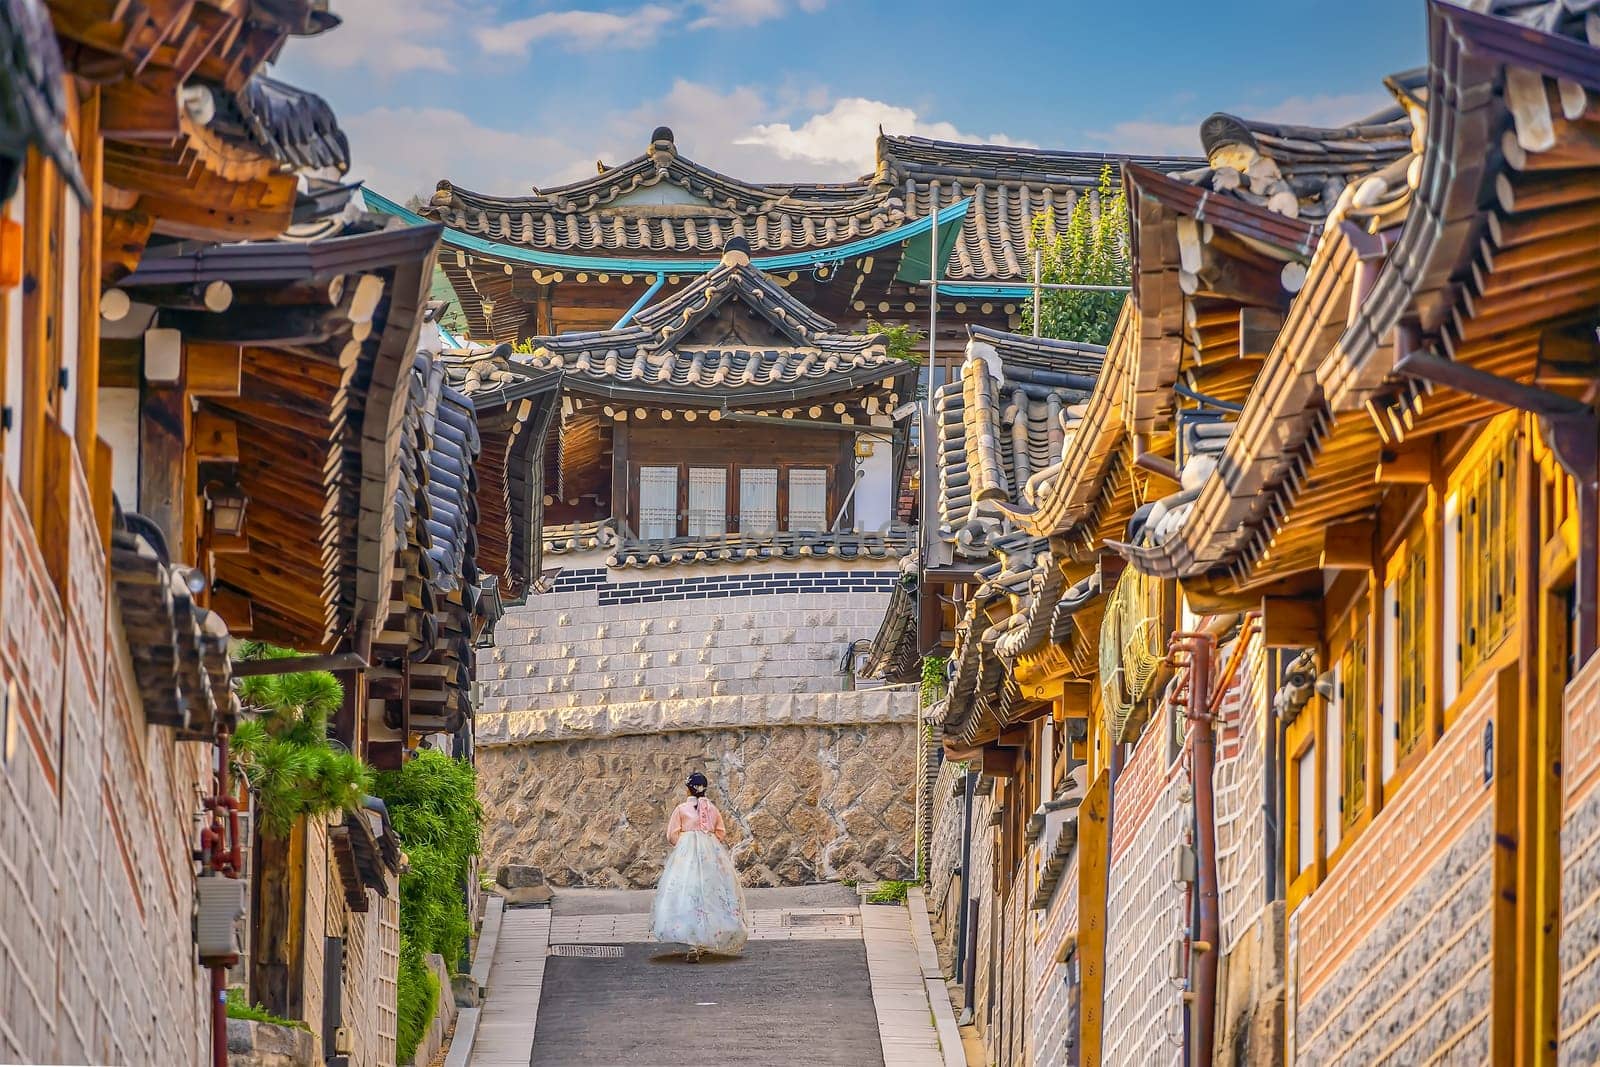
[195,876,247,966]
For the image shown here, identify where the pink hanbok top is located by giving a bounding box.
[667,798,726,844]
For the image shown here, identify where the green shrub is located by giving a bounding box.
[225,987,305,1030]
[867,880,912,905]
[377,750,482,1063]
[395,942,439,1064]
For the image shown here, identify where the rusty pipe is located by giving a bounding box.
[1171,629,1220,1067]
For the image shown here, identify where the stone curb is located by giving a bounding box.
[442,1008,479,1067]
[907,887,966,1067]
[477,687,918,746]
[470,896,504,991]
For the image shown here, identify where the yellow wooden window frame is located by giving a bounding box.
[1457,418,1519,684]
[1390,533,1429,760]
[1337,598,1370,831]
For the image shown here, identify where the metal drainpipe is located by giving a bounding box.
[1171,628,1219,1067]
[208,726,238,1067]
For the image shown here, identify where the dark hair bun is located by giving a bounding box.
[687,771,709,797]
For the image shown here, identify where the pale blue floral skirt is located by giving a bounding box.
[650,831,750,956]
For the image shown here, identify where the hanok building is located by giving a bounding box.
[894,2,1600,1066]
[1,2,532,1064]
[468,239,933,888]
[378,128,1196,357]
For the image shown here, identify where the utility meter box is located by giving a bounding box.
[195,876,247,966]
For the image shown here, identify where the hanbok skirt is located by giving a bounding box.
[650,831,750,956]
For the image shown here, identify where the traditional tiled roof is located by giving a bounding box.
[517,245,913,406]
[864,562,921,682]
[1114,0,1600,593]
[607,528,914,569]
[425,127,899,255]
[1,0,89,200]
[208,75,350,174]
[937,328,1105,559]
[880,135,1202,280]
[544,518,620,556]
[444,347,563,598]
[421,128,1201,281]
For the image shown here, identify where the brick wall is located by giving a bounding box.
[1559,653,1600,1063]
[340,879,400,1067]
[928,757,967,923]
[1214,633,1268,951]
[0,465,211,1064]
[1103,727,1187,1067]
[1291,682,1498,1064]
[971,790,997,1045]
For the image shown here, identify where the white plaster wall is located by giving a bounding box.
[853,425,896,533]
[97,387,140,509]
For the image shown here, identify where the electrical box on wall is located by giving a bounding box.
[195,875,247,965]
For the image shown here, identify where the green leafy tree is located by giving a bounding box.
[1019,165,1130,347]
[376,750,482,1062]
[868,319,926,364]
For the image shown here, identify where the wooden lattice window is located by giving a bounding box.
[1459,426,1517,678]
[1393,536,1428,758]
[1338,602,1369,829]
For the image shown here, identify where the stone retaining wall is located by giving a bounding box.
[479,720,917,887]
[478,554,918,888]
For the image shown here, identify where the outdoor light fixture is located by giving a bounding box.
[205,482,248,537]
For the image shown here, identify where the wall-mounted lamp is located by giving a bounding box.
[205,482,248,537]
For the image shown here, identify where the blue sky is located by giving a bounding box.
[276,0,1424,201]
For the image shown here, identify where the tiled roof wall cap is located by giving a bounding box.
[607,529,914,568]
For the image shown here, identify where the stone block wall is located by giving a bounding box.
[480,719,917,886]
[1103,727,1188,1067]
[0,467,211,1065]
[477,555,918,887]
[481,555,902,714]
[1560,653,1600,1064]
[1291,682,1498,1064]
[928,757,968,922]
[1030,851,1079,1067]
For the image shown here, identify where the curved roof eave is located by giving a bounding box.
[363,188,972,274]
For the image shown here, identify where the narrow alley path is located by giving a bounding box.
[465,885,954,1067]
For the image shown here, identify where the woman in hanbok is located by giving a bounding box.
[650,771,750,958]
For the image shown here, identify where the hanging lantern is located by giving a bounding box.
[205,482,248,536]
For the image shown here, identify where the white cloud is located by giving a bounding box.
[476,4,678,55]
[739,97,1034,173]
[1248,90,1397,127]
[285,0,460,74]
[688,0,827,29]
[341,107,597,200]
[338,83,1038,198]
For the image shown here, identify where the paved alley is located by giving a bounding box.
[464,885,956,1067]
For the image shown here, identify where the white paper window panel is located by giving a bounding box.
[1442,492,1461,709]
[1381,582,1398,783]
[5,174,24,488]
[788,468,829,531]
[740,469,778,534]
[638,466,678,540]
[1297,746,1316,876]
[1324,681,1341,857]
[687,467,727,537]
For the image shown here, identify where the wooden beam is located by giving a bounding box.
[187,341,243,397]
[1319,518,1376,571]
[1238,307,1284,360]
[194,410,239,462]
[1077,770,1110,1067]
[1056,680,1094,721]
[980,745,1019,778]
[1376,447,1434,484]
[232,652,369,677]
[1260,596,1323,648]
